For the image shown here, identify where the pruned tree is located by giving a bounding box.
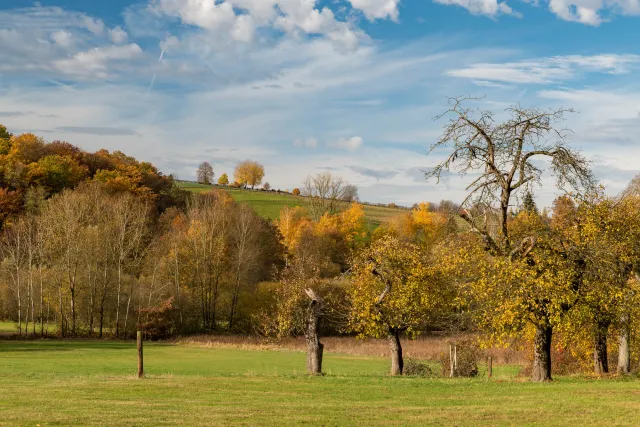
[427,97,594,253]
[196,162,215,185]
[304,287,324,375]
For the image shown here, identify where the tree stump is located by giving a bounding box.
[304,288,324,375]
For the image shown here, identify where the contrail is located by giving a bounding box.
[147,49,165,95]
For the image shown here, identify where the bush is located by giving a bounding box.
[388,203,397,209]
[292,188,301,196]
[437,339,481,377]
[404,358,438,377]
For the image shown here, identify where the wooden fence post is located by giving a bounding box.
[449,344,453,377]
[137,330,143,378]
[487,356,493,379]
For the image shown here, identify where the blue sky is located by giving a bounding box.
[1,0,639,207]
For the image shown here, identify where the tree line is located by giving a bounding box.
[3,100,640,383]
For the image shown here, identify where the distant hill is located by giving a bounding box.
[177,181,406,228]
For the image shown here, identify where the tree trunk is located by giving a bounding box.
[389,330,403,376]
[115,261,122,338]
[304,296,323,375]
[70,283,76,336]
[617,313,631,374]
[594,321,609,375]
[532,325,552,382]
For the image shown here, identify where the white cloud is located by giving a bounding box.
[433,0,519,17]
[448,54,640,84]
[547,0,640,26]
[52,44,144,79]
[50,30,74,47]
[151,0,366,51]
[348,0,400,21]
[330,136,363,151]
[109,26,129,44]
[82,16,105,35]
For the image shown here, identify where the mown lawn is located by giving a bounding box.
[1,340,640,426]
[176,181,405,226]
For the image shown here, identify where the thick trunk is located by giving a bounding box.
[532,324,552,382]
[304,298,323,375]
[617,313,631,374]
[594,322,609,375]
[500,191,511,249]
[389,330,403,376]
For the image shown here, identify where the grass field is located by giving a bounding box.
[177,181,405,226]
[2,340,640,426]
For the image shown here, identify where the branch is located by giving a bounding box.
[509,236,537,262]
[371,267,392,305]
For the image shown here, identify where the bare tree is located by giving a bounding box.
[428,97,594,254]
[303,172,355,220]
[111,194,150,338]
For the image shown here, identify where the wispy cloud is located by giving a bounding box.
[448,54,640,84]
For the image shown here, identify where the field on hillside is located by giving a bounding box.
[177,181,405,226]
[2,340,640,426]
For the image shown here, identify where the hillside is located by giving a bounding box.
[177,181,406,227]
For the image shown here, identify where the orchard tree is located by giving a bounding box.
[427,97,593,254]
[427,98,594,381]
[349,236,452,375]
[234,160,265,189]
[218,173,229,185]
[196,162,214,185]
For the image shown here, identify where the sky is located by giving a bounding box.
[1,0,639,207]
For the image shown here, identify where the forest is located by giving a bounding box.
[2,101,640,384]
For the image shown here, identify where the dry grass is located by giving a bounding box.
[175,334,528,365]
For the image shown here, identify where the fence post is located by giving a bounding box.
[454,344,457,376]
[449,344,454,377]
[137,330,143,378]
[487,356,493,379]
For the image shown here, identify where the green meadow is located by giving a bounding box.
[176,181,405,226]
[1,340,640,426]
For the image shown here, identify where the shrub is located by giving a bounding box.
[388,203,397,208]
[292,188,301,196]
[437,339,481,377]
[404,358,438,377]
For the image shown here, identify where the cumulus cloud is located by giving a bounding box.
[348,0,400,21]
[82,16,105,35]
[49,30,74,49]
[448,54,640,84]
[109,26,129,44]
[547,0,640,26]
[52,44,144,79]
[330,136,363,151]
[151,0,366,51]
